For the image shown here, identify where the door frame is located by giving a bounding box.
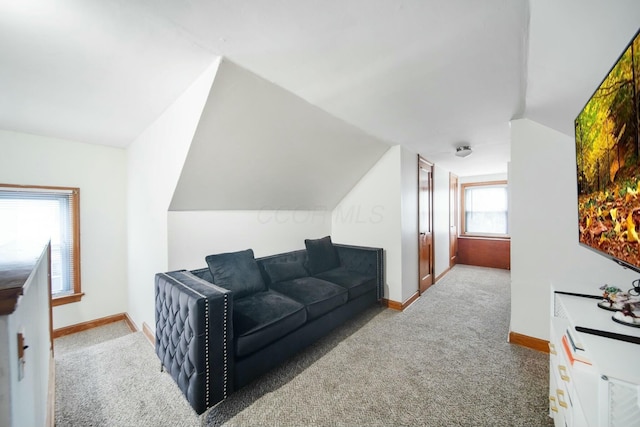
[418,155,434,294]
[449,172,459,268]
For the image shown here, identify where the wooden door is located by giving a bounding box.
[418,157,434,293]
[449,173,459,267]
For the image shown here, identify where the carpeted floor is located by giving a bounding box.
[55,320,134,356]
[55,331,200,426]
[55,265,553,426]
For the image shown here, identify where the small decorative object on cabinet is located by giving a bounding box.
[549,290,640,427]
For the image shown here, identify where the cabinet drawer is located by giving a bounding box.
[551,290,640,427]
[549,371,564,427]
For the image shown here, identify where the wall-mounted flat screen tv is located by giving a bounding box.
[575,28,640,275]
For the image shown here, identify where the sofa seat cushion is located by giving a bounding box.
[234,290,307,357]
[314,267,376,300]
[270,277,348,320]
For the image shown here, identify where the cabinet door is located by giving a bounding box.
[606,378,640,427]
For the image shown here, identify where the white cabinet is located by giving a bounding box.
[0,242,52,427]
[550,291,640,427]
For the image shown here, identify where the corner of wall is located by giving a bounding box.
[400,146,419,302]
[331,145,404,301]
[509,117,638,341]
[126,58,221,332]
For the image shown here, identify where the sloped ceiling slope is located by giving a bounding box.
[0,0,215,147]
[0,0,526,177]
[4,1,640,177]
[525,0,640,135]
[169,59,391,211]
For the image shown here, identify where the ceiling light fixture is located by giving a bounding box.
[455,145,473,158]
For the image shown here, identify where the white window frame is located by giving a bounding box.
[460,180,509,238]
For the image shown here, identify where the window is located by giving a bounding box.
[0,184,82,306]
[461,181,509,237]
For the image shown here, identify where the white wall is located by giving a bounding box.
[0,130,127,328]
[0,316,8,424]
[332,146,401,301]
[126,60,220,331]
[459,173,507,184]
[168,210,331,270]
[332,145,418,303]
[510,119,637,340]
[400,148,419,302]
[433,165,451,279]
[128,56,393,332]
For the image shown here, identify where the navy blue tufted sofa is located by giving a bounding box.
[154,237,383,414]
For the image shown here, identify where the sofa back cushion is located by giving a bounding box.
[206,249,266,299]
[263,261,308,284]
[304,236,340,275]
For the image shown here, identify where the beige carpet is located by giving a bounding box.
[205,265,552,426]
[55,331,200,426]
[55,320,133,356]
[55,265,553,426]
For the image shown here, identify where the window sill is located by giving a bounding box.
[459,235,510,240]
[52,292,85,307]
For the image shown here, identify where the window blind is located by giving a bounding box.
[0,187,78,295]
[463,185,508,235]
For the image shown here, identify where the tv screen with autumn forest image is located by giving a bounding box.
[575,28,640,274]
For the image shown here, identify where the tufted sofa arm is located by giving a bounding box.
[155,270,233,414]
[334,244,384,300]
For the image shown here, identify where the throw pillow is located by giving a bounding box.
[205,249,266,299]
[264,261,308,284]
[304,236,340,275]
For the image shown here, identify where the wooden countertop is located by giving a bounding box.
[0,242,48,315]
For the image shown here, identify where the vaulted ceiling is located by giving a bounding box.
[1,0,639,176]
